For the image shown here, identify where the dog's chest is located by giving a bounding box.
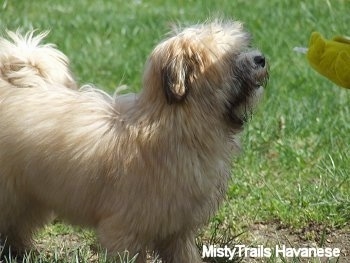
[152,156,230,234]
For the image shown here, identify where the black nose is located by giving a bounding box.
[254,55,266,68]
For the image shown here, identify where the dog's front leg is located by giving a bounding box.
[97,218,147,263]
[156,232,203,263]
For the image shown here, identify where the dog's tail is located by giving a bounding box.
[0,30,76,89]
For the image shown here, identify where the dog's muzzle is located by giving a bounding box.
[226,51,268,129]
[250,52,268,89]
[253,55,266,68]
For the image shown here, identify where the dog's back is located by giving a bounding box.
[0,30,76,89]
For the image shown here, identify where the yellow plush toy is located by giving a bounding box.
[306,32,350,89]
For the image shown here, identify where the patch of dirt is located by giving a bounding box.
[246,220,349,262]
[4,221,348,263]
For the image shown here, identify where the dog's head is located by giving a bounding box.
[142,20,268,129]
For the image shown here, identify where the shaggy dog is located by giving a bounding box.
[0,20,268,263]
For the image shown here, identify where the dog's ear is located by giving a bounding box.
[161,54,190,104]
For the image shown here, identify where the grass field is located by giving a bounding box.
[0,0,349,262]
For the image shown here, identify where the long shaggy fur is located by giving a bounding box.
[0,30,76,89]
[0,20,268,262]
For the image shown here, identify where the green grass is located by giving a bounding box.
[0,0,349,262]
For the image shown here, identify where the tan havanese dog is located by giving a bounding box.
[0,20,268,262]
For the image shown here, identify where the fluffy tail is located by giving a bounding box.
[0,30,76,89]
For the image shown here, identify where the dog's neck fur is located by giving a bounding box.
[125,90,238,153]
[108,93,239,232]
